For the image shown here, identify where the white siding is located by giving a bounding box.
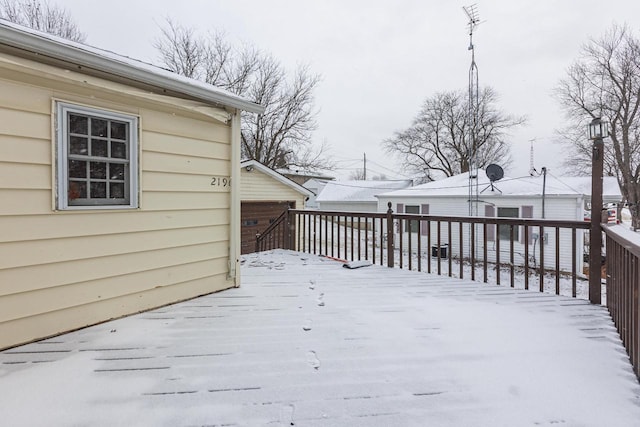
[318,201,377,213]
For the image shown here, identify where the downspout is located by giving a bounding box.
[228,110,241,287]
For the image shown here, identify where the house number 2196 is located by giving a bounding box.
[211,176,231,187]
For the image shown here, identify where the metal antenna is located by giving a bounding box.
[529,138,537,176]
[463,4,481,217]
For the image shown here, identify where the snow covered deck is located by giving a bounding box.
[1,250,639,426]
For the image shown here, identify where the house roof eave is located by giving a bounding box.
[0,20,265,114]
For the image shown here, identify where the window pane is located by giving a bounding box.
[498,207,519,218]
[91,139,108,157]
[109,163,125,180]
[60,104,137,209]
[404,206,420,233]
[111,141,127,159]
[68,181,86,200]
[90,182,107,198]
[90,162,107,179]
[109,182,125,199]
[69,159,87,178]
[497,208,520,241]
[110,121,127,140]
[91,118,108,137]
[69,114,88,135]
[69,136,88,155]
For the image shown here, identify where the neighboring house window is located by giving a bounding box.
[497,207,519,241]
[56,103,138,210]
[405,205,420,232]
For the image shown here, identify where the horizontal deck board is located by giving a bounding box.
[1,250,638,426]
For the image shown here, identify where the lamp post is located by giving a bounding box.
[588,117,608,305]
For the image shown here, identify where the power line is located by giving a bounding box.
[366,160,414,179]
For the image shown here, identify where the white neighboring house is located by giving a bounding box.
[317,180,414,213]
[376,172,622,272]
[303,178,331,210]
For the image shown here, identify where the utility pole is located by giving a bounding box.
[363,152,367,180]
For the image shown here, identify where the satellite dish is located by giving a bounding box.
[486,164,504,182]
[481,164,504,194]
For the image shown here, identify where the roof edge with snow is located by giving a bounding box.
[0,19,264,114]
[241,160,314,198]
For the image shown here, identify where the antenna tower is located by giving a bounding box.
[529,138,537,175]
[463,4,480,216]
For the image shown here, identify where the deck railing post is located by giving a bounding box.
[589,122,605,305]
[286,209,294,250]
[386,202,394,268]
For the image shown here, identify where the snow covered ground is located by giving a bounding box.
[1,250,639,426]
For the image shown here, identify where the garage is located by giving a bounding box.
[241,201,295,254]
[240,160,313,254]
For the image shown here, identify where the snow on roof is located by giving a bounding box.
[0,19,264,114]
[276,168,335,181]
[554,176,622,199]
[302,178,331,195]
[241,160,313,197]
[379,172,621,200]
[317,180,413,203]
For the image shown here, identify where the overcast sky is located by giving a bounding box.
[57,0,640,180]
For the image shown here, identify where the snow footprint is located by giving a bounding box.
[309,279,316,290]
[302,319,312,331]
[279,403,296,426]
[317,293,325,307]
[306,351,320,370]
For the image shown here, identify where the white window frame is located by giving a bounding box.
[56,102,139,210]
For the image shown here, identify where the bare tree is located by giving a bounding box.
[384,88,524,182]
[0,0,85,42]
[154,20,331,171]
[349,169,366,180]
[556,24,640,229]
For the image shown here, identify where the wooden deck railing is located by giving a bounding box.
[255,209,293,252]
[256,206,640,380]
[256,204,590,296]
[604,225,640,380]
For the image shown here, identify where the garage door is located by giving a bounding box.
[241,201,295,254]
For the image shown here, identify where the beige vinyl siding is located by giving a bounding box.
[0,54,234,349]
[241,168,305,209]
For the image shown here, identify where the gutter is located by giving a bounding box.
[0,21,265,114]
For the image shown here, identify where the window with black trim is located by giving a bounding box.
[497,207,519,241]
[57,103,138,209]
[405,205,420,232]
